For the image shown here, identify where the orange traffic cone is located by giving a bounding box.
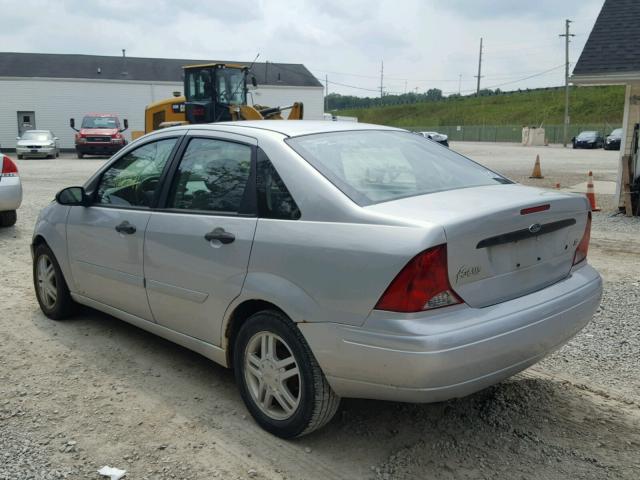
[586,171,600,212]
[529,154,544,179]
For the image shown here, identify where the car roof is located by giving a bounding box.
[23,130,52,134]
[186,120,403,137]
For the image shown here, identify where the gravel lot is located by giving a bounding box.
[1,145,639,480]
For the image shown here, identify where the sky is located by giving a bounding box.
[0,0,605,97]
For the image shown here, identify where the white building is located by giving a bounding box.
[0,52,324,150]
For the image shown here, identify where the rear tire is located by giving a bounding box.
[76,152,84,159]
[0,210,17,227]
[33,243,75,320]
[234,310,340,438]
[17,154,23,159]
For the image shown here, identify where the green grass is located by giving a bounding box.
[337,86,625,128]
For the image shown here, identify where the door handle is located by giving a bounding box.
[204,227,235,244]
[115,221,136,235]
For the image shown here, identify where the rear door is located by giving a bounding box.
[144,131,258,344]
[66,136,180,319]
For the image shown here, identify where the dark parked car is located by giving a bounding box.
[604,128,623,150]
[572,131,604,149]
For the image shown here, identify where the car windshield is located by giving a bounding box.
[610,128,622,137]
[21,131,51,141]
[286,130,511,206]
[82,116,118,129]
[577,131,597,140]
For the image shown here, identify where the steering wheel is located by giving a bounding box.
[135,176,159,206]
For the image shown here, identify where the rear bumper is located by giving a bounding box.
[300,264,602,403]
[0,177,23,211]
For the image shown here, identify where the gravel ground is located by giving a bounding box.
[1,148,639,479]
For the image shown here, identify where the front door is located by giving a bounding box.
[144,134,257,344]
[66,137,179,320]
[17,111,35,137]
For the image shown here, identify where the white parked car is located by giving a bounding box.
[32,121,601,437]
[16,130,60,159]
[0,155,22,227]
[419,131,449,147]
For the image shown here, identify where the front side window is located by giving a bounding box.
[96,138,177,207]
[286,130,510,206]
[168,138,252,214]
[216,69,246,105]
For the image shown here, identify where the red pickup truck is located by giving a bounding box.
[70,113,129,158]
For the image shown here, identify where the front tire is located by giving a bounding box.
[234,310,340,438]
[0,210,17,227]
[76,151,84,159]
[17,154,23,159]
[33,244,75,320]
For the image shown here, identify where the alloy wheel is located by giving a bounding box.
[243,331,301,420]
[36,254,57,309]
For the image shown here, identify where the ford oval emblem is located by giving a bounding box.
[529,223,542,234]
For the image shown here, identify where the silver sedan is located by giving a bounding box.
[16,130,60,159]
[31,121,602,438]
[0,155,22,227]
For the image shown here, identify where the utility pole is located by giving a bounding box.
[380,60,384,98]
[559,19,575,147]
[325,74,329,113]
[458,74,462,95]
[475,38,483,96]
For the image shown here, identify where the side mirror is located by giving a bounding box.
[251,76,258,88]
[120,119,129,132]
[70,118,78,132]
[56,186,90,206]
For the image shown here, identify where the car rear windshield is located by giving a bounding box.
[285,130,511,205]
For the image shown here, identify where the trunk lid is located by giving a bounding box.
[366,184,590,308]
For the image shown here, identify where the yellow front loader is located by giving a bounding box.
[143,63,303,134]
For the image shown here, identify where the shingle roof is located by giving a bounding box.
[573,0,640,77]
[0,52,322,87]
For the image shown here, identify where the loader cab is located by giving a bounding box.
[184,64,248,124]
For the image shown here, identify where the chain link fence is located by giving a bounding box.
[410,124,621,143]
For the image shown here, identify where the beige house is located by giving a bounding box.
[572,0,640,216]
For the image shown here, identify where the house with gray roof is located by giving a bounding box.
[572,0,640,215]
[0,52,324,149]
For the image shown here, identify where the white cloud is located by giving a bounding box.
[0,0,605,96]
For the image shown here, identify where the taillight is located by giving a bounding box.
[1,155,18,177]
[573,211,591,266]
[375,244,462,313]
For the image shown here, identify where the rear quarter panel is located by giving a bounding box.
[243,219,446,327]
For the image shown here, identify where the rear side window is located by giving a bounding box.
[286,130,511,206]
[168,138,252,214]
[257,149,300,220]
